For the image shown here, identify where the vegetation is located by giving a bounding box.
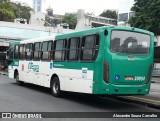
[129,0,160,35]
[62,14,77,29]
[0,0,32,23]
[99,10,118,19]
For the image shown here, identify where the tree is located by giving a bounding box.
[62,14,77,29]
[0,0,32,23]
[0,8,15,22]
[11,3,33,23]
[99,10,118,19]
[0,0,15,22]
[129,0,160,35]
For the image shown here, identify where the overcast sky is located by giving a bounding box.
[12,0,134,15]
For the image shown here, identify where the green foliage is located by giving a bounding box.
[99,10,118,19]
[129,0,160,35]
[0,0,32,23]
[62,14,77,29]
[0,8,15,22]
[0,0,15,21]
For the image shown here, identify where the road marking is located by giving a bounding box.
[127,96,160,103]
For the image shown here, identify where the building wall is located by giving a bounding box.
[30,11,45,26]
[33,0,42,12]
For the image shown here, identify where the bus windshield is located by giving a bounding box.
[110,30,151,54]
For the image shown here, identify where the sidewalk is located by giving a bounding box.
[152,77,160,83]
[117,82,160,109]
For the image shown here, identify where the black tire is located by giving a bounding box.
[15,72,24,86]
[50,77,62,97]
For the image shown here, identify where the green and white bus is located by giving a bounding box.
[6,26,154,97]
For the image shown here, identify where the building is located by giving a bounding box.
[46,6,64,28]
[117,0,134,26]
[33,0,42,12]
[75,9,117,31]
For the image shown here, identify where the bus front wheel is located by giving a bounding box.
[15,73,23,86]
[51,77,62,97]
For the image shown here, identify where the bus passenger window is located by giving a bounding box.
[41,41,53,61]
[54,40,66,61]
[14,45,19,59]
[68,38,79,60]
[19,44,25,59]
[33,42,41,60]
[81,35,99,61]
[48,41,53,60]
[25,43,33,60]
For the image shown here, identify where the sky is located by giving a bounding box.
[11,0,134,15]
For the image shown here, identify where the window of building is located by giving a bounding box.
[81,34,99,61]
[53,40,67,61]
[14,45,19,59]
[33,42,41,60]
[41,41,53,60]
[25,43,33,60]
[67,37,80,60]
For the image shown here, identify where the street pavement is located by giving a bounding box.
[0,75,160,121]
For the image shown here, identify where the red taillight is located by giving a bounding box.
[146,64,153,84]
[104,60,109,83]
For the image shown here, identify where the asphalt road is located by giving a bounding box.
[0,75,159,121]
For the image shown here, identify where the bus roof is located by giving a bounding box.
[11,26,152,45]
[55,26,152,39]
[20,35,56,44]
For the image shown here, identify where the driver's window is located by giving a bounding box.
[9,45,14,59]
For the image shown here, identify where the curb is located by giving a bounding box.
[152,79,160,83]
[111,96,160,109]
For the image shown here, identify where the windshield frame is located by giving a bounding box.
[110,30,151,55]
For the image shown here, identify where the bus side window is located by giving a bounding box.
[25,43,33,60]
[33,42,41,60]
[67,37,80,61]
[14,45,19,59]
[41,41,53,61]
[19,44,25,60]
[53,39,67,61]
[48,41,53,60]
[80,34,99,61]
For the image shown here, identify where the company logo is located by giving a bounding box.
[28,62,39,72]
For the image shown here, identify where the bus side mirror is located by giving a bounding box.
[104,29,108,36]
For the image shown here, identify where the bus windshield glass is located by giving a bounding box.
[110,30,150,54]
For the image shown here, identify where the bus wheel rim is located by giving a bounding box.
[53,82,58,94]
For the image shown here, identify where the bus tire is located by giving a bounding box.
[51,77,62,97]
[15,72,24,86]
